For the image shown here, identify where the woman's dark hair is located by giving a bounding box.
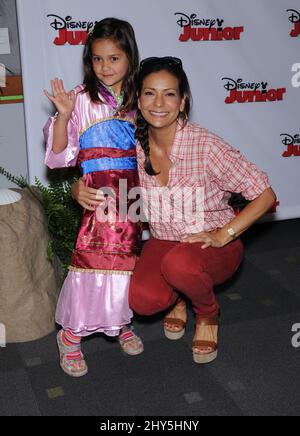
[135,57,192,176]
[83,17,139,111]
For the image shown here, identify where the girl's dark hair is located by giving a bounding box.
[83,17,139,111]
[136,57,192,176]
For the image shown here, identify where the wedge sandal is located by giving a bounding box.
[163,298,187,340]
[192,314,219,364]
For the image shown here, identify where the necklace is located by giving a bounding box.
[108,86,124,108]
[98,81,126,117]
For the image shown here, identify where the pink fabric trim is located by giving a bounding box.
[56,271,133,337]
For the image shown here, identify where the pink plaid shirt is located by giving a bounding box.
[136,122,270,241]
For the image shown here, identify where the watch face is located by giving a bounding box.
[228,228,235,237]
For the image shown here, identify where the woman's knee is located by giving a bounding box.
[161,244,200,283]
[129,280,171,316]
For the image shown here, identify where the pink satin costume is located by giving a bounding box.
[44,84,140,337]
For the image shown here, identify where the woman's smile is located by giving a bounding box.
[149,111,169,117]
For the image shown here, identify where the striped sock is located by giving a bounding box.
[61,331,82,361]
[61,330,81,347]
[65,350,82,361]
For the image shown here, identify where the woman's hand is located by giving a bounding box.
[44,78,75,119]
[182,188,277,249]
[181,230,225,249]
[71,177,105,211]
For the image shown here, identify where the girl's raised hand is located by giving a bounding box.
[44,78,75,119]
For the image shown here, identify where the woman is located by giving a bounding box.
[72,56,276,364]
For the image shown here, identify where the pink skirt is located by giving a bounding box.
[55,271,133,337]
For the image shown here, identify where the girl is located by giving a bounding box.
[44,18,143,377]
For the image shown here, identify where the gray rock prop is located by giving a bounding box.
[0,188,61,343]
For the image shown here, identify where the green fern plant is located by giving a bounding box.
[0,166,82,275]
[0,166,31,190]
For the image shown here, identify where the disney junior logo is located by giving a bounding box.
[222,77,286,104]
[287,9,300,37]
[47,14,97,45]
[175,12,244,42]
[281,133,300,157]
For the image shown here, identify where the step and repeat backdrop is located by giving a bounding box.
[16,0,300,220]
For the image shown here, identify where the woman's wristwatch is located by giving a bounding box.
[227,227,237,239]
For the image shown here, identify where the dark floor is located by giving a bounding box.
[1,219,300,416]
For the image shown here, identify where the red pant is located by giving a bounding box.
[129,238,244,317]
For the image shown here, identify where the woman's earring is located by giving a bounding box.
[179,111,188,122]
